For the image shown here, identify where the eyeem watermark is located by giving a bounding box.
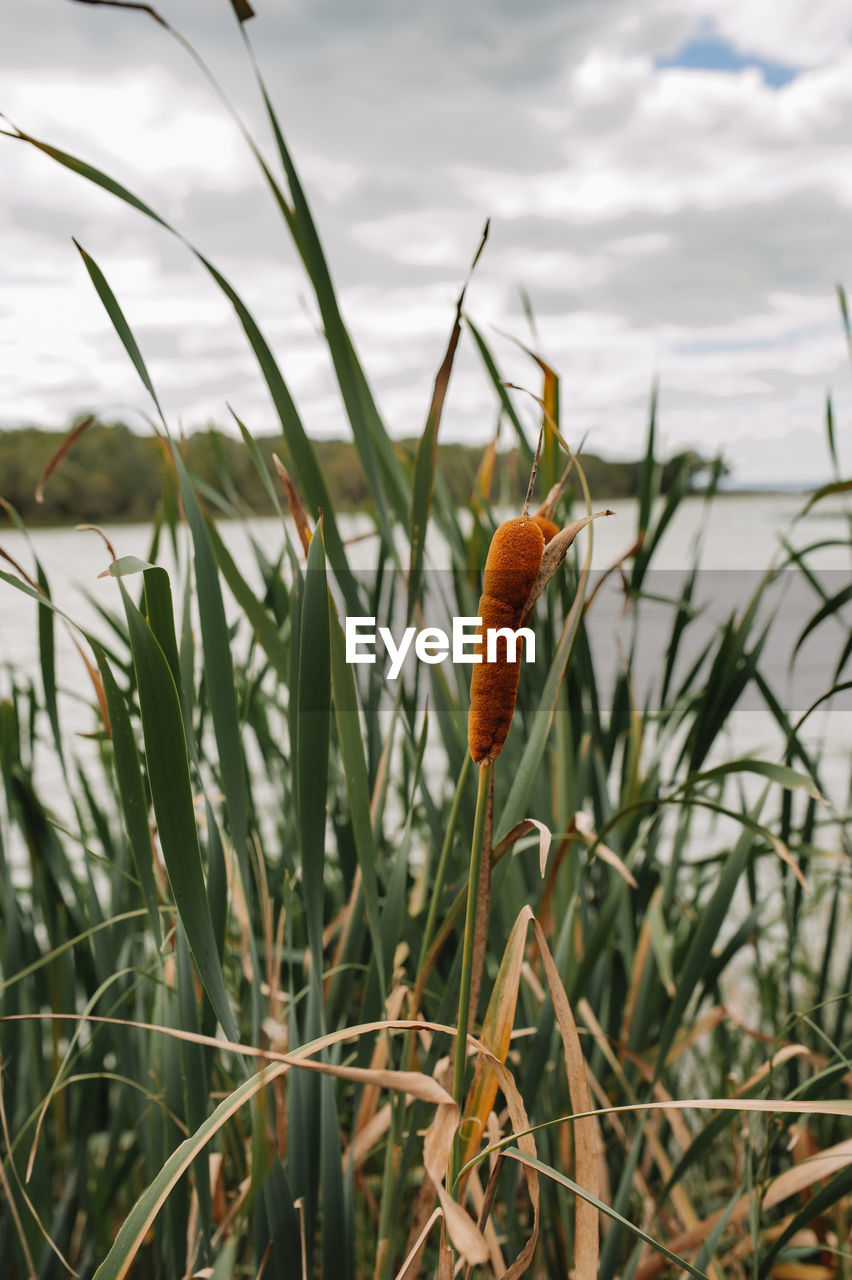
[345,616,535,679]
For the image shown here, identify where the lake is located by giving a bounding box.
[1,493,849,890]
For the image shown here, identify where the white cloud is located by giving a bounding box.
[4,69,252,196]
[698,0,852,66]
[571,48,650,104]
[1,0,851,486]
[351,210,476,268]
[608,232,670,256]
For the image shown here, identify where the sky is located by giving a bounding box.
[2,0,852,485]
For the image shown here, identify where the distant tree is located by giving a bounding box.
[0,419,724,526]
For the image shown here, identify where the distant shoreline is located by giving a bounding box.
[0,419,831,529]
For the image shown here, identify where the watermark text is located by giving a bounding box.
[345,616,535,679]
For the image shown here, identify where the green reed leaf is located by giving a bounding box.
[298,523,331,979]
[121,583,237,1043]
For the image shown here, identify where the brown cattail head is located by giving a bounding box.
[530,514,560,545]
[468,516,545,764]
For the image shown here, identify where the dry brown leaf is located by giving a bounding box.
[472,426,500,513]
[272,454,312,557]
[574,811,638,888]
[471,1049,540,1280]
[634,1133,852,1280]
[308,1061,452,1102]
[423,1102,489,1266]
[209,1152,226,1226]
[735,1045,811,1097]
[769,1265,835,1279]
[535,455,577,522]
[532,919,600,1280]
[493,818,552,874]
[355,985,409,1139]
[622,894,655,1041]
[350,1101,392,1170]
[18,1013,462,1190]
[763,1136,852,1210]
[579,998,697,1231]
[523,510,614,617]
[394,1208,443,1280]
[35,414,95,504]
[437,1235,454,1280]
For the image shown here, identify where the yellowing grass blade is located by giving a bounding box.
[458,907,600,1275]
[531,918,601,1280]
[423,1103,489,1266]
[459,905,532,1178]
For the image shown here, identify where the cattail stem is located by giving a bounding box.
[522,424,545,516]
[449,757,492,1189]
[416,750,472,985]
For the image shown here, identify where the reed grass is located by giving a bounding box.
[1,5,851,1277]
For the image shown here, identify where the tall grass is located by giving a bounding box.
[1,5,851,1277]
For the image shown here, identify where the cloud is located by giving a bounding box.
[699,0,852,66]
[0,0,851,486]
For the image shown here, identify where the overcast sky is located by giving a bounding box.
[2,0,852,484]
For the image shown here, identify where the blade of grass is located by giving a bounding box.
[499,1149,709,1280]
[408,223,488,621]
[94,648,161,944]
[298,522,331,992]
[120,582,238,1044]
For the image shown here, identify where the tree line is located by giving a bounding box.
[0,419,719,526]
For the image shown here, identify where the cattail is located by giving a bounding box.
[467,516,545,764]
[530,514,559,544]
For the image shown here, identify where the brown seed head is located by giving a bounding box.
[530,514,560,545]
[468,516,545,764]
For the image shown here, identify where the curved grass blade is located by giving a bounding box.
[121,583,238,1044]
[242,55,408,537]
[94,648,161,943]
[298,522,331,986]
[499,1149,709,1280]
[757,1163,852,1279]
[0,908,162,995]
[795,476,852,519]
[328,596,386,997]
[84,1017,458,1280]
[5,124,362,614]
[170,456,250,853]
[0,504,65,770]
[408,224,488,621]
[792,581,852,661]
[654,797,763,1073]
[92,1059,290,1280]
[204,515,289,682]
[73,239,165,425]
[466,319,534,465]
[230,408,283,515]
[678,758,825,803]
[194,251,362,611]
[35,561,64,772]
